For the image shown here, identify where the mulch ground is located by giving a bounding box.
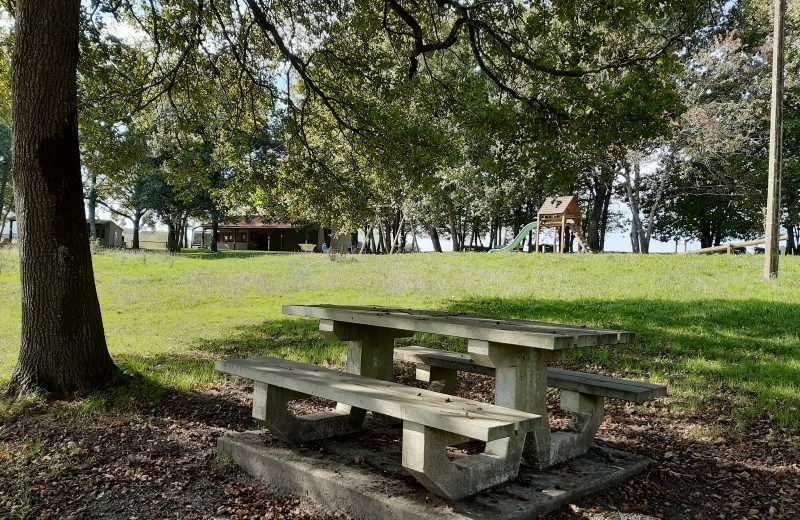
[1,365,798,520]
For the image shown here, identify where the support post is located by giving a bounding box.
[401,420,528,500]
[765,0,786,279]
[320,320,412,422]
[468,340,559,468]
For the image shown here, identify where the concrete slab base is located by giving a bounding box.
[218,423,653,520]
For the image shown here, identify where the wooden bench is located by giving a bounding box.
[394,345,667,464]
[216,357,543,500]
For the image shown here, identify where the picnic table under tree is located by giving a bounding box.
[217,305,666,501]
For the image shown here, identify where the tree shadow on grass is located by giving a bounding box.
[105,317,347,411]
[444,296,800,425]
[110,297,800,426]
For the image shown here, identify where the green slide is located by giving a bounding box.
[488,222,537,253]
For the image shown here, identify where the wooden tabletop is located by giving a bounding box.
[282,304,633,351]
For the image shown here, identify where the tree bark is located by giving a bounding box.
[166,221,182,253]
[7,0,117,395]
[586,174,609,251]
[786,224,795,255]
[699,221,713,249]
[447,205,460,252]
[210,211,219,252]
[428,226,442,252]
[0,162,8,227]
[131,210,142,249]
[87,174,97,240]
[376,223,385,253]
[600,187,611,251]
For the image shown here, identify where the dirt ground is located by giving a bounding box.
[1,366,798,520]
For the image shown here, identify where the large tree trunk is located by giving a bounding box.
[87,174,97,240]
[585,175,608,251]
[699,221,713,249]
[787,225,796,255]
[448,208,460,252]
[599,187,611,251]
[166,221,182,253]
[7,0,117,395]
[210,211,219,252]
[0,162,8,226]
[428,226,442,252]
[131,210,142,249]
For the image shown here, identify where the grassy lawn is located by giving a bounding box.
[0,247,798,426]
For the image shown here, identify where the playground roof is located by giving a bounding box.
[537,196,579,216]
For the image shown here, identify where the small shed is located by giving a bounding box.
[534,196,586,253]
[91,219,125,248]
[5,216,125,247]
[4,214,15,243]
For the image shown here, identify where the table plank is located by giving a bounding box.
[283,304,632,350]
[325,305,632,341]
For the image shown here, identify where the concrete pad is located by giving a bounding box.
[218,423,653,520]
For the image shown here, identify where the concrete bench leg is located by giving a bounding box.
[401,421,526,501]
[252,382,364,444]
[549,390,604,465]
[415,364,458,394]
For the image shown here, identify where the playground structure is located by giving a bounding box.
[682,235,789,255]
[488,221,538,253]
[534,196,588,253]
[489,196,588,253]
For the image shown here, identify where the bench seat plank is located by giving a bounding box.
[394,346,494,376]
[216,357,541,442]
[546,368,667,403]
[394,346,667,403]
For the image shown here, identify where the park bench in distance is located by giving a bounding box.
[394,345,667,464]
[216,356,542,500]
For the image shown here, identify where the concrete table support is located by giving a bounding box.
[401,421,527,500]
[468,339,605,469]
[320,320,412,380]
[468,339,560,469]
[252,385,532,499]
[549,390,605,466]
[415,363,458,394]
[252,382,363,443]
[320,319,412,423]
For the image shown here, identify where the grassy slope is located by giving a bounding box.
[0,248,798,425]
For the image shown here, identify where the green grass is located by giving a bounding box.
[0,247,799,425]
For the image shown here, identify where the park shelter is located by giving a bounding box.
[197,217,355,252]
[534,196,586,253]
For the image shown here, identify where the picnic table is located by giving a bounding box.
[217,304,663,500]
[280,305,638,468]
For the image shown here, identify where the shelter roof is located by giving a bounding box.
[201,217,299,230]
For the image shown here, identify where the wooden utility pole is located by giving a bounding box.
[764,0,787,279]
